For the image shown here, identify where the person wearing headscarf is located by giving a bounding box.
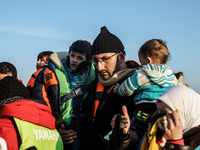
[156,85,200,150]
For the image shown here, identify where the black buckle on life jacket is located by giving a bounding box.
[95,91,103,100]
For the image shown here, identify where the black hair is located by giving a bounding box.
[69,40,92,62]
[0,62,17,78]
[37,51,54,61]
[0,76,30,103]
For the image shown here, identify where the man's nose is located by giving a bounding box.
[96,61,105,71]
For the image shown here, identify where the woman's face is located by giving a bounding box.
[156,99,173,112]
[69,51,86,71]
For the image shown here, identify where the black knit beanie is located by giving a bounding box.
[0,76,30,102]
[91,26,124,55]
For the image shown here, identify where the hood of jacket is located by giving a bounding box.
[142,63,178,87]
[0,99,56,130]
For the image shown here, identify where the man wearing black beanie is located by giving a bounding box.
[80,26,140,150]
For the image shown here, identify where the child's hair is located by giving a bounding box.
[37,51,54,61]
[0,62,17,78]
[69,40,92,62]
[139,39,170,64]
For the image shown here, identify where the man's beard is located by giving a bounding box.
[99,57,121,80]
[112,57,121,75]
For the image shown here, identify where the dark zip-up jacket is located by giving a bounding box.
[80,76,135,150]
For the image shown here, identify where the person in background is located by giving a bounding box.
[32,40,96,150]
[79,26,140,150]
[26,51,53,95]
[0,62,17,80]
[0,76,63,150]
[113,39,178,148]
[174,72,189,87]
[36,51,54,70]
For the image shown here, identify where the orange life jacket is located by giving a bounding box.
[93,81,115,117]
[26,68,56,108]
[26,69,43,89]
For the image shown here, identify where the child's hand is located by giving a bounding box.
[113,83,120,93]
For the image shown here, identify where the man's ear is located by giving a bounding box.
[118,52,125,63]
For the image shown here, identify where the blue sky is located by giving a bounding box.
[0,0,200,95]
[0,1,200,149]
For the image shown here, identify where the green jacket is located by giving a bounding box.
[49,52,96,126]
